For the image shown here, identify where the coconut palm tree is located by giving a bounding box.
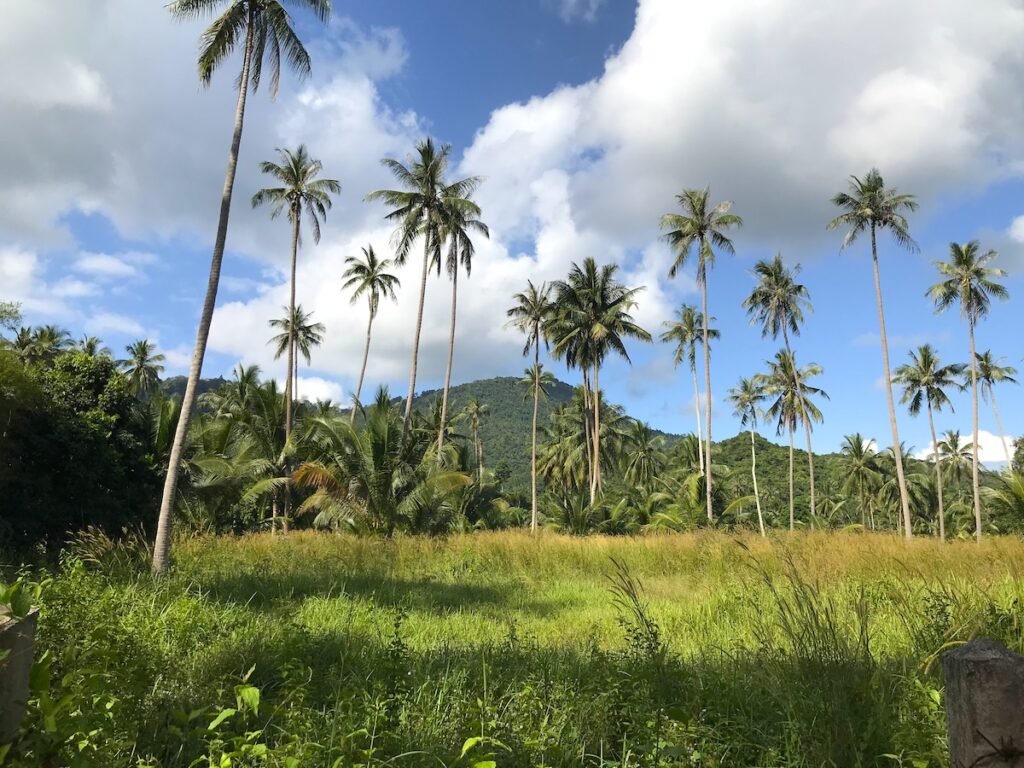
[840,434,882,530]
[120,339,167,398]
[342,245,400,422]
[928,241,1009,541]
[660,305,718,475]
[828,169,918,540]
[507,280,553,533]
[252,144,340,442]
[463,398,490,482]
[268,304,325,406]
[436,198,489,460]
[893,345,965,542]
[621,421,665,492]
[20,325,73,366]
[938,430,973,502]
[727,376,767,536]
[549,258,651,503]
[975,350,1018,466]
[742,254,820,518]
[764,351,827,530]
[367,138,482,441]
[660,188,742,522]
[76,335,111,358]
[156,0,330,573]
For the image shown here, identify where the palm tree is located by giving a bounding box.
[120,339,166,397]
[436,198,489,460]
[928,241,1009,541]
[621,421,665,492]
[268,304,325,406]
[975,350,1018,466]
[660,305,719,475]
[549,258,651,503]
[727,376,767,536]
[938,430,974,502]
[342,245,399,421]
[742,254,820,518]
[463,398,490,482]
[252,144,340,443]
[660,187,742,522]
[506,280,553,533]
[156,0,330,574]
[828,168,918,540]
[76,335,111,357]
[893,344,965,542]
[764,351,827,530]
[20,325,72,366]
[840,434,882,530]
[367,138,482,440]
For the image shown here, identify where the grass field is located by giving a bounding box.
[14,531,1024,766]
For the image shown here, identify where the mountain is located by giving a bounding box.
[161,375,228,401]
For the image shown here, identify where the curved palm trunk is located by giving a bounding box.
[591,362,602,504]
[871,224,913,540]
[152,17,254,574]
[783,332,817,524]
[969,318,982,541]
[402,240,431,441]
[530,336,540,533]
[989,390,1013,467]
[691,361,705,475]
[926,401,946,543]
[437,268,458,462]
[750,426,765,537]
[701,267,714,522]
[788,424,795,531]
[351,311,374,423]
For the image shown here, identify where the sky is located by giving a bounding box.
[2,0,1024,463]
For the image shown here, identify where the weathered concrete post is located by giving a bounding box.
[943,638,1024,767]
[0,609,38,743]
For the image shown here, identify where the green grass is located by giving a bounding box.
[13,531,1024,766]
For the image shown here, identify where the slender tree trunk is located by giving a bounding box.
[969,318,982,541]
[989,391,1013,467]
[152,17,254,574]
[871,224,913,540]
[351,312,374,423]
[691,361,705,475]
[437,269,458,462]
[591,362,602,505]
[477,428,484,483]
[582,367,593,493]
[788,425,795,531]
[530,337,540,533]
[750,426,765,537]
[927,401,946,543]
[280,207,300,535]
[783,331,817,523]
[402,239,431,441]
[701,265,714,522]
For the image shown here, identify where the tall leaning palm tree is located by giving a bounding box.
[342,245,400,421]
[367,138,482,441]
[742,254,819,518]
[436,199,489,460]
[828,168,918,541]
[268,304,325,406]
[928,241,1009,542]
[661,188,742,522]
[120,339,167,397]
[976,350,1018,467]
[252,144,340,442]
[660,305,718,476]
[506,280,553,533]
[727,376,767,537]
[893,345,965,542]
[155,0,330,574]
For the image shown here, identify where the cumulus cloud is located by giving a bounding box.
[84,312,145,337]
[915,430,1017,466]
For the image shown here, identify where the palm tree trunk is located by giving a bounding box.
[989,390,1013,467]
[969,317,982,541]
[437,268,458,462]
[871,223,913,540]
[152,15,254,574]
[927,401,946,543]
[582,367,593,492]
[750,426,765,537]
[351,312,374,423]
[280,208,300,536]
[701,269,714,522]
[531,337,540,534]
[591,361,602,504]
[477,429,484,483]
[788,424,795,531]
[691,361,705,475]
[402,239,431,441]
[783,332,817,523]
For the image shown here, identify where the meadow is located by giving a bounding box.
[10,530,1024,767]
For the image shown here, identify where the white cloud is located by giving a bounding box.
[1009,215,1024,243]
[914,429,1017,466]
[554,0,605,23]
[74,251,156,279]
[295,376,345,405]
[84,312,145,337]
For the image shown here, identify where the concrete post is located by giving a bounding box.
[943,638,1024,767]
[0,609,37,743]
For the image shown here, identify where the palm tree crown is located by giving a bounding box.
[506,280,553,356]
[826,168,919,251]
[251,144,341,241]
[976,351,1018,400]
[660,305,717,371]
[893,345,964,418]
[928,241,1008,323]
[120,339,166,397]
[342,245,400,319]
[742,254,811,340]
[269,305,325,365]
[660,188,742,282]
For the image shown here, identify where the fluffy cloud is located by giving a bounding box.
[915,430,1017,467]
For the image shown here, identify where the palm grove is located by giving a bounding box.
[2,0,1023,570]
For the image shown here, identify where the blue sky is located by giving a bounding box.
[3,0,1023,462]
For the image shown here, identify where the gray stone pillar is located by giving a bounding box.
[0,609,37,743]
[943,638,1024,767]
